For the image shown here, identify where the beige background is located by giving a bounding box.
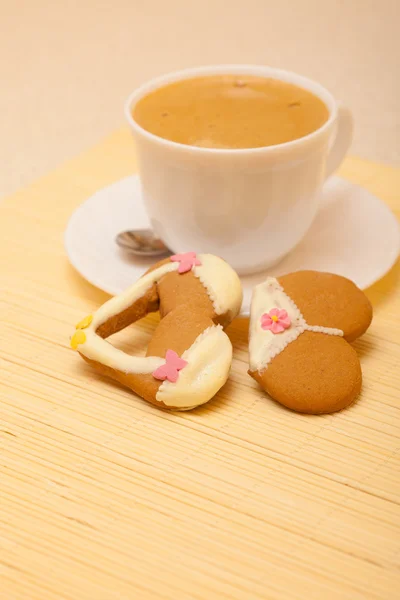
[1,0,399,199]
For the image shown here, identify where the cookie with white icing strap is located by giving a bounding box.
[70,252,242,410]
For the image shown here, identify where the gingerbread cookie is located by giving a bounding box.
[248,271,373,414]
[70,252,242,410]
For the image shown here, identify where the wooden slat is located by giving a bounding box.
[0,128,399,599]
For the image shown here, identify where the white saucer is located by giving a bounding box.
[65,175,399,316]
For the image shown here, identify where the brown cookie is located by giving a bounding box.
[248,271,372,414]
[70,253,242,410]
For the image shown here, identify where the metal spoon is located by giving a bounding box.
[116,229,170,258]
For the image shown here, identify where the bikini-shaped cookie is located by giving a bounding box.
[71,252,242,410]
[248,271,373,414]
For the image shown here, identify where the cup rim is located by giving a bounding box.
[124,64,338,155]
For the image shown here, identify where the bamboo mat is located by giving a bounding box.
[1,128,399,600]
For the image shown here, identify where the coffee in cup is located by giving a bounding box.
[125,65,353,275]
[133,75,329,150]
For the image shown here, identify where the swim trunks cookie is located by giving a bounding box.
[248,271,373,414]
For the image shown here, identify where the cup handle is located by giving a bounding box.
[325,105,354,178]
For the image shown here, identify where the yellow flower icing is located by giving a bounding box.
[75,315,93,330]
[71,330,86,350]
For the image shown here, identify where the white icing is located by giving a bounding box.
[77,330,164,374]
[193,254,243,318]
[156,325,232,409]
[76,260,178,375]
[74,253,241,382]
[249,278,306,373]
[305,324,343,335]
[89,253,242,335]
[249,277,343,373]
[91,261,178,330]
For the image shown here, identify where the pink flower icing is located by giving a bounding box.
[261,308,291,334]
[170,251,201,274]
[152,350,188,383]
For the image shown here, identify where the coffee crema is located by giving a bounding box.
[132,74,329,149]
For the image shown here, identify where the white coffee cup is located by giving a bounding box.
[125,65,353,275]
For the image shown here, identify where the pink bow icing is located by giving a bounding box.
[170,251,201,274]
[261,308,291,334]
[152,350,188,383]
